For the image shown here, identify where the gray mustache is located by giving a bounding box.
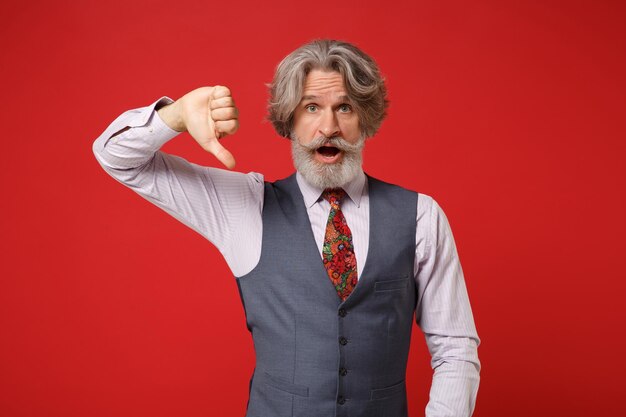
[299,136,364,153]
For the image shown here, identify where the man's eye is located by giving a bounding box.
[338,104,352,113]
[305,105,317,112]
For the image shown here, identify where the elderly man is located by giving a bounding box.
[93,39,480,417]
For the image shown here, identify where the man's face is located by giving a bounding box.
[291,69,365,189]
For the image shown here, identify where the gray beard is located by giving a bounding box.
[291,133,365,189]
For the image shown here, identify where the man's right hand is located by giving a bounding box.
[158,86,239,169]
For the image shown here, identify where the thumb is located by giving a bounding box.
[204,139,236,169]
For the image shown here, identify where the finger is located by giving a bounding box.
[204,139,236,169]
[211,106,238,121]
[211,85,231,100]
[215,119,239,137]
[210,96,235,110]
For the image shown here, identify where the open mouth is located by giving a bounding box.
[317,146,341,157]
[315,145,343,164]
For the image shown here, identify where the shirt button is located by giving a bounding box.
[339,337,348,346]
[339,367,348,376]
[338,308,347,317]
[337,396,346,405]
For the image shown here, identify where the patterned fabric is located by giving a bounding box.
[322,189,358,301]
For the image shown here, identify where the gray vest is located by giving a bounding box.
[236,174,418,417]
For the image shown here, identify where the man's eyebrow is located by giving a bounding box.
[300,95,352,102]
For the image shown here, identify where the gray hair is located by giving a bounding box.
[268,39,388,138]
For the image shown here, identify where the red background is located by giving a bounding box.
[1,0,625,416]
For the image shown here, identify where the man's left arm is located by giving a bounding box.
[415,196,480,417]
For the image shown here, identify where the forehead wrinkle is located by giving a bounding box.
[303,80,345,93]
[302,70,346,95]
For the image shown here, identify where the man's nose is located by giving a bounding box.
[318,110,340,138]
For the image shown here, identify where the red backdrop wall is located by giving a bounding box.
[1,0,625,416]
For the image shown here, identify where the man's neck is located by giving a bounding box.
[296,169,366,208]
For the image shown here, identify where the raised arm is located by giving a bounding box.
[92,87,263,276]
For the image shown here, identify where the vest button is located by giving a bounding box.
[339,367,348,376]
[338,308,347,317]
[339,337,348,346]
[337,396,346,405]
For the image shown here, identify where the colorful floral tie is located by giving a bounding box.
[322,189,358,301]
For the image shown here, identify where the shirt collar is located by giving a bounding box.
[296,169,366,208]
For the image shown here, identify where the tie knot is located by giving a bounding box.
[322,188,346,207]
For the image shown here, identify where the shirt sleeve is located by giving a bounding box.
[92,98,265,276]
[415,196,481,417]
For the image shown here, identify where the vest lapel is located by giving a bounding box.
[275,174,342,305]
[275,174,384,305]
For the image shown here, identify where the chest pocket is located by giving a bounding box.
[374,277,409,292]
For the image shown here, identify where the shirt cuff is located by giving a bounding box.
[99,96,180,149]
[139,97,180,150]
